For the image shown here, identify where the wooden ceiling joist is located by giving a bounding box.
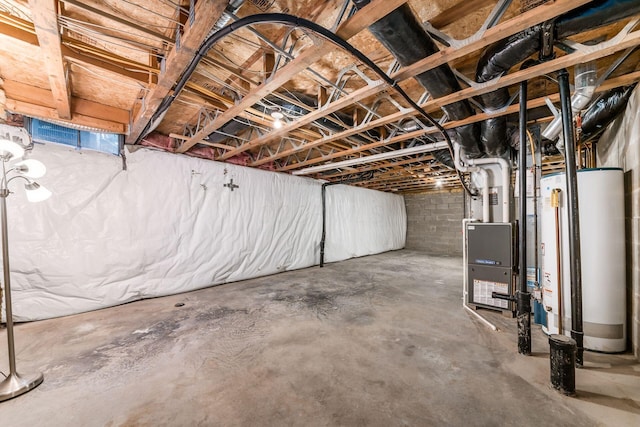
[60,0,174,44]
[175,0,409,154]
[127,0,228,144]
[29,0,71,119]
[250,0,595,168]
[0,12,157,84]
[2,79,129,133]
[393,0,592,82]
[275,29,640,172]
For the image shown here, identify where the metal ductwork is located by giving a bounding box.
[351,0,482,164]
[476,0,640,157]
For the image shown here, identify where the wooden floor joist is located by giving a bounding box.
[28,0,71,119]
[127,0,228,144]
[175,0,408,154]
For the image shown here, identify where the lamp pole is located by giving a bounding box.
[0,141,46,401]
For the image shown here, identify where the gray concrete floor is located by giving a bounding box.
[0,250,638,426]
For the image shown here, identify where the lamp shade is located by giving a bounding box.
[24,182,52,203]
[0,138,25,160]
[15,159,47,178]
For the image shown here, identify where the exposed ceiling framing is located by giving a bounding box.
[1,0,639,194]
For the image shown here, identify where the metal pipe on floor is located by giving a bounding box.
[558,69,584,367]
[517,80,531,355]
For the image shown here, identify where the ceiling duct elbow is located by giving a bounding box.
[351,0,482,160]
[541,62,597,142]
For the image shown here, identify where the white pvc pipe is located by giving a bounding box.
[462,217,498,331]
[463,154,511,223]
[454,144,490,223]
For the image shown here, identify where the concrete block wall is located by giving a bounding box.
[404,191,464,256]
[598,85,640,359]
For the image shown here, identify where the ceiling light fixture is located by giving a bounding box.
[0,130,49,401]
[270,111,284,129]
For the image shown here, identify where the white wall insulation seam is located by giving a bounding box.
[2,144,406,321]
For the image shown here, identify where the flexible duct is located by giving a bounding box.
[539,83,636,155]
[476,0,640,157]
[351,0,482,159]
[580,83,636,143]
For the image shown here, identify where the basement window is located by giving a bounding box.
[29,118,121,156]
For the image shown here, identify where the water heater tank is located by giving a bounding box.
[540,168,626,352]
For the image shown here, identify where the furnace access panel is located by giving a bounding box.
[466,223,514,311]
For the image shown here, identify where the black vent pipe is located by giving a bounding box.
[476,0,640,157]
[558,69,584,367]
[351,0,482,159]
[517,78,531,355]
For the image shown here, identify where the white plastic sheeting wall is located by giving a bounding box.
[325,185,406,262]
[5,143,405,321]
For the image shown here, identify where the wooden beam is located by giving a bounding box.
[176,0,408,154]
[2,79,129,131]
[127,0,227,144]
[4,99,126,133]
[430,0,495,29]
[0,20,38,44]
[251,0,593,167]
[278,28,640,170]
[217,81,385,160]
[275,68,640,172]
[29,0,72,119]
[0,13,157,83]
[61,0,173,43]
[392,0,592,82]
[263,52,275,84]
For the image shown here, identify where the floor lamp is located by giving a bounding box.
[0,135,50,402]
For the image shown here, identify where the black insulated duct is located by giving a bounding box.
[580,83,636,143]
[476,0,640,157]
[351,0,482,161]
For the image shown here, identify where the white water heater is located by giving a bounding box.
[540,168,626,352]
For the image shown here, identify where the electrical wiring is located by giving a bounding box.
[141,13,471,193]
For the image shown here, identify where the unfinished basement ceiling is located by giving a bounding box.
[1,0,639,193]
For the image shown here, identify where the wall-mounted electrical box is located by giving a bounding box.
[466,223,514,312]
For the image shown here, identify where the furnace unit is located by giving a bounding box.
[466,223,514,313]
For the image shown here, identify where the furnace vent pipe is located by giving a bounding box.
[455,144,489,223]
[542,62,597,144]
[460,150,511,223]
